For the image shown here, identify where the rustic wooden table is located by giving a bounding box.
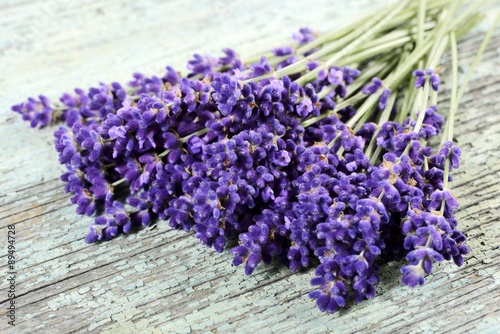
[1,0,499,333]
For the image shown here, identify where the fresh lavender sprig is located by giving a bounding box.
[9,1,494,316]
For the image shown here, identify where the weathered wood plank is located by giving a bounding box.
[0,0,499,333]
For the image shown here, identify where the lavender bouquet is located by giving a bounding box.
[11,0,498,314]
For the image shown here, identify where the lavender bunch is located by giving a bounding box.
[11,0,496,315]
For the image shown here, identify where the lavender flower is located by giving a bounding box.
[293,27,315,45]
[413,68,441,91]
[362,77,391,110]
[11,95,54,128]
[250,56,273,77]
[187,54,218,77]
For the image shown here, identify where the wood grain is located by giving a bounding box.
[0,1,499,333]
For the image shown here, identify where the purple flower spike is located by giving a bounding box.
[430,73,441,91]
[59,88,94,127]
[309,257,348,313]
[429,190,459,215]
[378,88,391,110]
[297,98,313,117]
[129,73,164,95]
[272,46,294,56]
[413,69,425,76]
[401,264,425,287]
[250,56,273,77]
[361,77,383,95]
[187,135,204,155]
[412,68,441,91]
[328,68,344,86]
[292,27,315,45]
[218,48,244,71]
[317,69,328,81]
[86,213,120,243]
[212,74,241,116]
[162,66,180,85]
[12,95,54,128]
[307,61,320,71]
[186,53,218,77]
[412,70,426,88]
[432,141,461,171]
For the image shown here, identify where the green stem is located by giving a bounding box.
[410,33,447,132]
[449,0,487,32]
[295,2,396,56]
[415,0,427,87]
[345,36,435,130]
[353,106,373,132]
[351,59,400,133]
[365,93,397,161]
[366,22,435,51]
[385,8,461,164]
[426,3,456,64]
[180,128,209,143]
[401,34,448,158]
[111,178,127,187]
[438,29,452,203]
[394,46,413,123]
[440,16,499,212]
[242,0,463,86]
[446,32,459,143]
[317,85,335,100]
[336,36,410,67]
[417,0,427,48]
[244,7,391,84]
[399,75,415,123]
[294,0,410,86]
[241,0,451,68]
[413,77,431,134]
[430,89,438,106]
[456,14,500,104]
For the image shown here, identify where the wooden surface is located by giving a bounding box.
[1,1,500,333]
